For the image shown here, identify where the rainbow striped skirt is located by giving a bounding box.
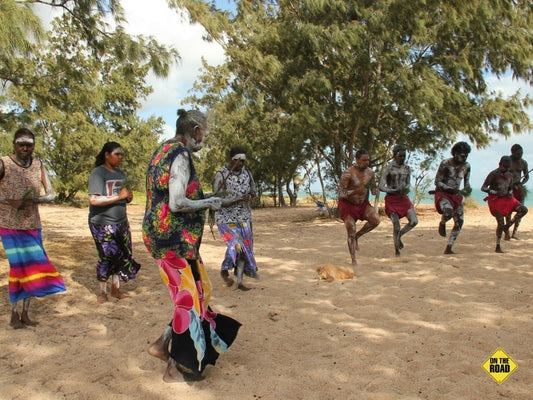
[0,228,66,303]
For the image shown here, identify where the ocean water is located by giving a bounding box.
[415,188,532,207]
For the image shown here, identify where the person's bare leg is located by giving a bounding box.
[444,207,462,254]
[220,269,234,286]
[504,212,512,240]
[355,207,380,245]
[438,198,453,238]
[495,213,505,253]
[163,359,185,383]
[147,325,171,362]
[110,275,129,299]
[20,298,38,326]
[10,303,25,329]
[399,208,418,250]
[507,204,528,240]
[97,281,108,303]
[344,217,358,265]
[235,258,249,291]
[390,214,402,256]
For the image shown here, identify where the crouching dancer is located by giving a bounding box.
[338,149,380,265]
[433,141,472,254]
[142,109,241,382]
[379,145,418,256]
[481,156,528,253]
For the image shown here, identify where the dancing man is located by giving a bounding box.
[481,156,528,253]
[433,142,472,254]
[379,145,418,256]
[338,149,380,265]
[506,144,529,239]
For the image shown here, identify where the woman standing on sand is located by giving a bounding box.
[0,128,66,329]
[88,142,140,303]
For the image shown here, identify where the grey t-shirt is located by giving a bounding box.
[88,166,127,225]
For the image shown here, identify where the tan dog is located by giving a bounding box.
[316,265,355,282]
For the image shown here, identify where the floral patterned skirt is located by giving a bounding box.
[217,221,259,278]
[157,256,241,376]
[89,220,141,282]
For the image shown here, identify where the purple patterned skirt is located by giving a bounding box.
[89,220,140,282]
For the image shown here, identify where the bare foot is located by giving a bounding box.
[351,258,357,266]
[147,336,169,362]
[511,235,520,240]
[220,270,234,287]
[438,222,446,237]
[444,245,454,254]
[10,311,26,330]
[20,311,38,326]
[237,283,250,291]
[495,245,504,253]
[163,360,185,383]
[97,292,108,304]
[110,288,129,299]
[163,360,204,382]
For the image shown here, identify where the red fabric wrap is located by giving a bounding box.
[484,194,520,217]
[384,195,413,218]
[339,198,371,222]
[434,190,463,214]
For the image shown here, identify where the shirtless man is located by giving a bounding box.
[481,156,528,253]
[379,145,418,256]
[506,144,529,239]
[433,142,472,254]
[338,149,380,264]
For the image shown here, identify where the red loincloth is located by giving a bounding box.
[432,190,463,214]
[384,195,413,218]
[339,198,371,222]
[484,194,520,217]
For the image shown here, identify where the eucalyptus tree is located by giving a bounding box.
[1,0,177,200]
[171,0,533,198]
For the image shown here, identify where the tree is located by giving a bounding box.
[171,0,533,202]
[1,1,177,200]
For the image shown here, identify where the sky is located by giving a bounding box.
[37,0,533,190]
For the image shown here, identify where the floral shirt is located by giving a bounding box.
[142,142,205,260]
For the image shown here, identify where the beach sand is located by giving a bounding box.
[0,203,532,400]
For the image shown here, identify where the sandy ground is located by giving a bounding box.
[0,202,532,400]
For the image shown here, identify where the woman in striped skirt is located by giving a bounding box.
[0,128,66,329]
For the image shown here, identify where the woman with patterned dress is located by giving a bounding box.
[212,145,259,290]
[88,142,140,303]
[143,109,241,382]
[0,128,66,329]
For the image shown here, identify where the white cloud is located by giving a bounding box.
[122,0,225,136]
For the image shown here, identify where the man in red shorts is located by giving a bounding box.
[338,149,380,264]
[481,156,528,253]
[379,145,418,256]
[506,144,529,239]
[433,141,472,254]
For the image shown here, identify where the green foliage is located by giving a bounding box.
[1,2,175,201]
[174,0,533,200]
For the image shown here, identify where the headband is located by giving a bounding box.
[15,137,34,145]
[232,153,246,161]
